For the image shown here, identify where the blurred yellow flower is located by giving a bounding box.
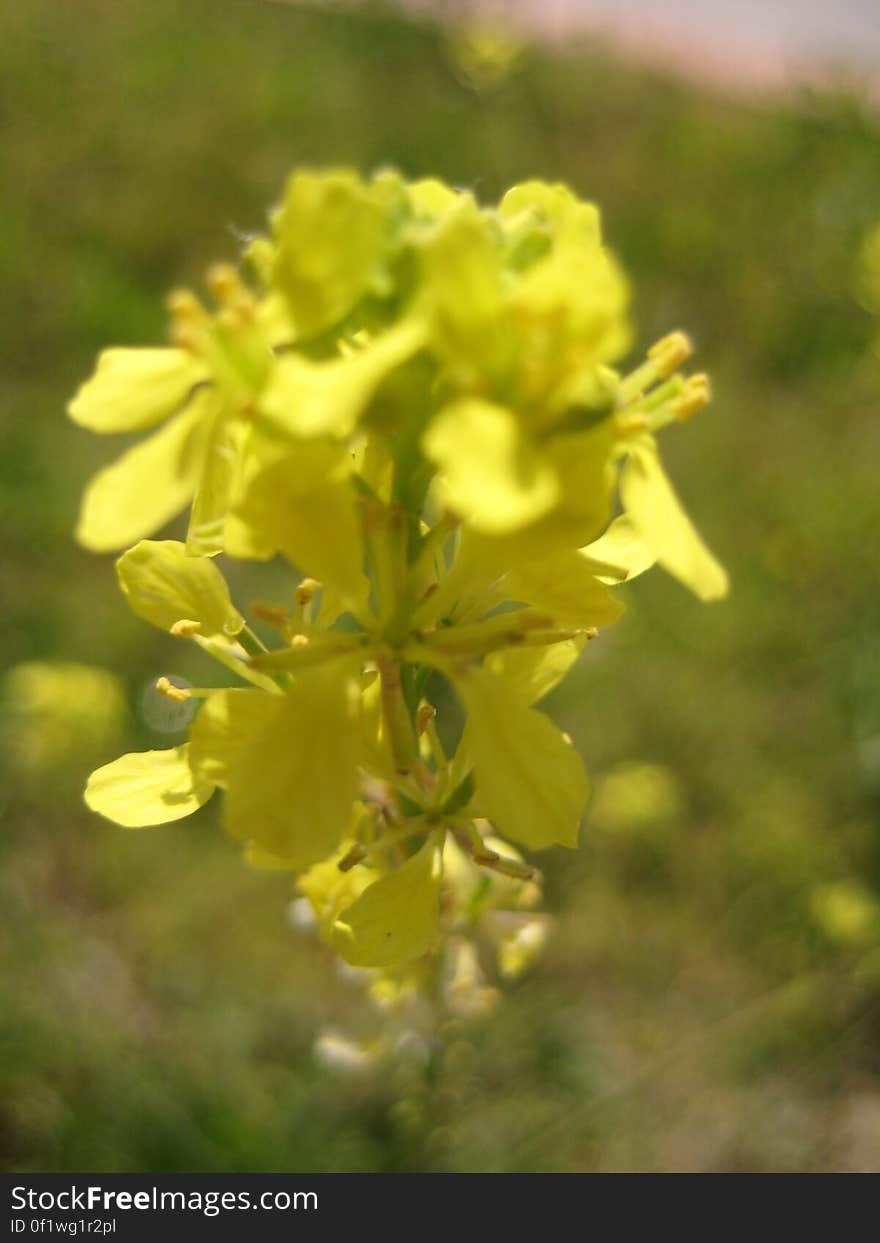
[2,662,126,772]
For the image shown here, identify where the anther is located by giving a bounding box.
[337,844,367,873]
[206,263,243,304]
[169,323,201,352]
[291,634,310,649]
[215,307,243,333]
[648,330,693,377]
[671,372,711,421]
[616,412,650,436]
[416,702,437,735]
[166,288,204,320]
[295,578,321,606]
[156,676,192,704]
[250,602,289,629]
[170,618,202,637]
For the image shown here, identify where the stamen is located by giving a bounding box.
[156,676,191,704]
[206,263,243,303]
[337,844,368,873]
[616,412,650,435]
[671,372,711,421]
[648,330,693,376]
[169,618,202,637]
[481,853,539,882]
[416,702,437,735]
[216,306,245,333]
[295,578,321,606]
[166,289,204,320]
[155,676,217,702]
[169,323,201,352]
[249,601,289,629]
[618,332,695,406]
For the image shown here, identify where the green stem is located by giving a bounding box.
[378,656,417,775]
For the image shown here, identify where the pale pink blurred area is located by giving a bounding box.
[305,0,880,94]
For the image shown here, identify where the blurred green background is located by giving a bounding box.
[2,0,880,1173]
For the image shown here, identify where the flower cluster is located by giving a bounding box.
[71,170,726,1026]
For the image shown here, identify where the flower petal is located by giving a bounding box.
[457,667,589,850]
[116,539,243,637]
[75,401,206,552]
[485,636,586,705]
[581,513,656,583]
[620,436,728,601]
[68,348,207,433]
[190,670,360,866]
[504,550,623,629]
[84,744,213,827]
[260,318,426,439]
[331,838,443,968]
[272,168,397,340]
[424,399,559,534]
[225,434,370,616]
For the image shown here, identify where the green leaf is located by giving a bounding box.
[84,744,213,827]
[457,667,589,850]
[331,837,443,968]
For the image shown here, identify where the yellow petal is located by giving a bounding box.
[260,318,426,439]
[499,180,601,240]
[486,636,586,705]
[581,513,656,584]
[115,539,243,637]
[432,421,615,606]
[505,550,623,629]
[331,838,443,968]
[424,399,559,534]
[407,178,467,218]
[84,743,213,827]
[620,437,728,601]
[68,348,207,433]
[190,670,360,866]
[188,689,272,789]
[547,422,616,537]
[75,402,205,552]
[186,408,244,557]
[272,168,393,340]
[422,201,509,385]
[457,667,589,850]
[298,837,379,934]
[226,434,370,616]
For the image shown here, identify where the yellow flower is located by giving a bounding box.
[69,266,284,555]
[72,168,730,1013]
